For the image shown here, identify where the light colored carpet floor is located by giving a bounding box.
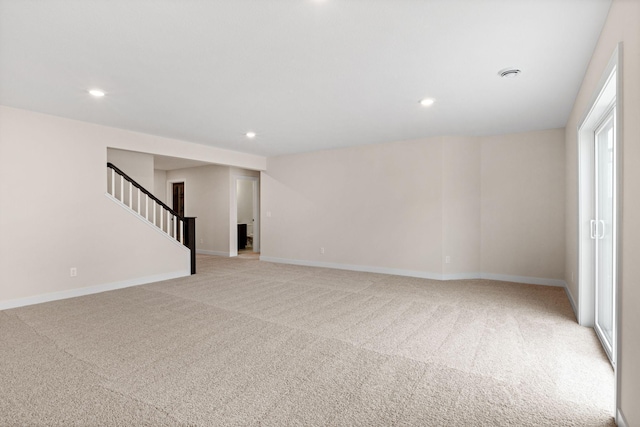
[0,255,614,426]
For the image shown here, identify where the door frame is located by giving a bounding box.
[231,175,260,256]
[577,43,621,411]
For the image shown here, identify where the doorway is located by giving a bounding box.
[233,176,259,256]
[172,182,185,217]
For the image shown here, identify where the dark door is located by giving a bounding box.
[172,182,185,216]
[172,182,185,240]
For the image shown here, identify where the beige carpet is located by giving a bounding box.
[0,255,614,426]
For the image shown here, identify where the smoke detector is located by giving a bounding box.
[499,68,522,79]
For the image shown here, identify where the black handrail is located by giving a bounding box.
[107,161,196,274]
[107,162,183,220]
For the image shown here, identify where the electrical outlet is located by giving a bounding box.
[266,211,272,218]
[200,238,203,244]
[320,247,325,255]
[445,256,451,264]
[70,267,77,277]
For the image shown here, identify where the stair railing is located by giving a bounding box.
[107,162,196,274]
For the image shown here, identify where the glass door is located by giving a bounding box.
[594,108,616,363]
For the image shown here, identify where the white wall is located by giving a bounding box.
[0,106,266,307]
[262,130,565,282]
[166,165,231,256]
[564,0,640,424]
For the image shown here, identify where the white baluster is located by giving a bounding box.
[179,219,184,244]
[173,215,176,238]
[160,208,164,232]
[120,175,124,203]
[145,195,149,220]
[129,182,132,208]
[153,202,157,226]
[137,188,141,214]
[110,168,115,196]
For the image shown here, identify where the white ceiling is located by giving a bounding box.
[0,0,611,157]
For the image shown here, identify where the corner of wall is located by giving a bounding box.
[617,408,628,427]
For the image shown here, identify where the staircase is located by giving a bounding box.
[106,162,196,274]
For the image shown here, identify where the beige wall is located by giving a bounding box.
[230,167,260,179]
[481,129,566,281]
[262,130,565,281]
[0,106,266,306]
[0,107,187,304]
[107,148,154,191]
[442,137,481,276]
[564,0,640,423]
[263,137,444,274]
[166,165,231,256]
[153,169,167,202]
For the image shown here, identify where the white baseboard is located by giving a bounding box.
[0,270,190,311]
[259,257,564,287]
[478,273,566,287]
[617,408,628,427]
[564,283,579,320]
[442,272,483,280]
[197,249,231,257]
[259,256,444,280]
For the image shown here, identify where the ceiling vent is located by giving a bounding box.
[499,68,522,79]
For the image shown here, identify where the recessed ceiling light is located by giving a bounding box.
[246,132,256,139]
[498,68,522,79]
[419,98,435,107]
[88,89,106,97]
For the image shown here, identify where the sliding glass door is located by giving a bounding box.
[593,108,616,362]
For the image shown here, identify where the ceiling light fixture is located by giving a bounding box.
[245,131,256,139]
[88,89,106,97]
[498,68,522,79]
[419,98,435,107]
